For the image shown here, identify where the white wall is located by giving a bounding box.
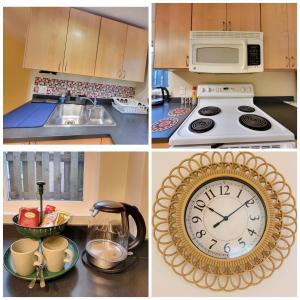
[167,70,297,102]
[152,151,297,297]
[135,64,149,103]
[98,152,148,226]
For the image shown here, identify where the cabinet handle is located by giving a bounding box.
[228,21,231,31]
[290,56,295,68]
[285,56,290,68]
[122,70,126,79]
[222,21,226,31]
[186,55,189,67]
[118,69,122,78]
[58,62,61,71]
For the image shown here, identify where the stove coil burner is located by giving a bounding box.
[239,114,271,131]
[198,106,221,116]
[238,106,255,113]
[189,118,215,133]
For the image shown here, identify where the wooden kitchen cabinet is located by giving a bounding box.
[4,141,30,144]
[23,8,70,72]
[123,26,148,82]
[154,4,191,69]
[261,4,296,70]
[192,4,260,31]
[226,4,260,31]
[100,137,113,144]
[64,9,101,76]
[95,18,127,80]
[95,20,147,82]
[192,4,226,31]
[24,8,147,82]
[287,4,297,69]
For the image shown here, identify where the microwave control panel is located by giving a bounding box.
[248,45,261,66]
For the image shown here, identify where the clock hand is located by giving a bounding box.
[226,196,255,219]
[207,206,226,219]
[213,196,255,228]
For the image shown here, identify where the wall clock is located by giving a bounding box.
[153,152,296,291]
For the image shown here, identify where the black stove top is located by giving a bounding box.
[198,106,221,116]
[189,118,215,133]
[239,114,271,131]
[238,105,256,113]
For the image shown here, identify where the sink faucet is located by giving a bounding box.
[84,97,98,107]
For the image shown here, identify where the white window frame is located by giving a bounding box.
[3,152,100,225]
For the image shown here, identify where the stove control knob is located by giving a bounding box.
[208,88,212,92]
[202,88,206,93]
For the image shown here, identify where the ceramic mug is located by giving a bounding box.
[42,236,73,272]
[10,238,43,276]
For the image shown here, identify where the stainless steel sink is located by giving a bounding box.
[44,104,116,127]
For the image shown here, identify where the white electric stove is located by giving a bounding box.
[169,84,295,148]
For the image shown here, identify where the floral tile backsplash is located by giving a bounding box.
[33,77,135,98]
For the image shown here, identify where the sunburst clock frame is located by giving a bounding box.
[153,152,296,291]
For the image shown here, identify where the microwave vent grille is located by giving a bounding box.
[190,31,263,40]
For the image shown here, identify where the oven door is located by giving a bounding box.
[189,40,247,73]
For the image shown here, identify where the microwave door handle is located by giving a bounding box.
[241,41,247,70]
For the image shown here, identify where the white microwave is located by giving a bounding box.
[189,31,264,73]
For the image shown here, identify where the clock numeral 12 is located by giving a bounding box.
[220,185,230,196]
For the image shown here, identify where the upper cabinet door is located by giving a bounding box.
[261,4,290,69]
[23,8,70,72]
[95,18,127,79]
[64,9,101,76]
[154,4,191,69]
[192,4,226,31]
[287,4,297,69]
[227,4,260,31]
[123,26,148,82]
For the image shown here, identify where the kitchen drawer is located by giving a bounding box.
[33,137,111,145]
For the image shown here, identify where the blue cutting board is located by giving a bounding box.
[4,102,57,128]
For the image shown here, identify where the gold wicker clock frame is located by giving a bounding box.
[153,152,296,291]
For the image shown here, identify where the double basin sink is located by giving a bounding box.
[45,104,116,127]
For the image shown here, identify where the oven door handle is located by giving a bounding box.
[241,41,247,71]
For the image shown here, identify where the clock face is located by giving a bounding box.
[184,177,267,259]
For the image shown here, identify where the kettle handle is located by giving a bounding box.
[161,87,170,101]
[155,86,170,101]
[122,203,146,251]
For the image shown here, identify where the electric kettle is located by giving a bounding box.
[85,201,146,270]
[152,87,170,106]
